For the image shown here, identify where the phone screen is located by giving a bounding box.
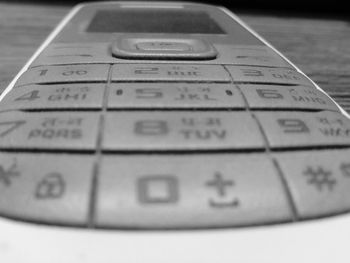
[86,10,226,34]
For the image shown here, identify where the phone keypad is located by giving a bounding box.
[1,42,349,229]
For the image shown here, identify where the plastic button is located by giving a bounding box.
[0,84,105,111]
[0,112,99,151]
[226,66,313,86]
[96,154,292,228]
[275,149,350,219]
[255,111,350,149]
[111,64,231,82]
[15,64,110,86]
[112,38,217,60]
[239,84,339,111]
[0,153,93,225]
[103,112,265,151]
[136,41,191,51]
[215,45,292,68]
[107,83,245,109]
[31,43,114,67]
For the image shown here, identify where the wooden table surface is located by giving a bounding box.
[0,3,349,113]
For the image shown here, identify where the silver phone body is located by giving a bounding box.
[0,2,349,262]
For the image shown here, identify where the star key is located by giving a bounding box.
[303,166,337,192]
[0,159,20,187]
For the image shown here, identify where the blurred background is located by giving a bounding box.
[0,0,349,18]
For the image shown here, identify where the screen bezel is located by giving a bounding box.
[52,2,262,46]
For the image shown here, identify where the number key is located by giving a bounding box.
[240,84,339,111]
[0,111,99,151]
[255,111,350,149]
[226,66,313,86]
[0,84,105,110]
[107,83,245,109]
[102,112,264,151]
[15,64,110,86]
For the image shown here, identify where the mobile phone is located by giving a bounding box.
[1,2,350,262]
